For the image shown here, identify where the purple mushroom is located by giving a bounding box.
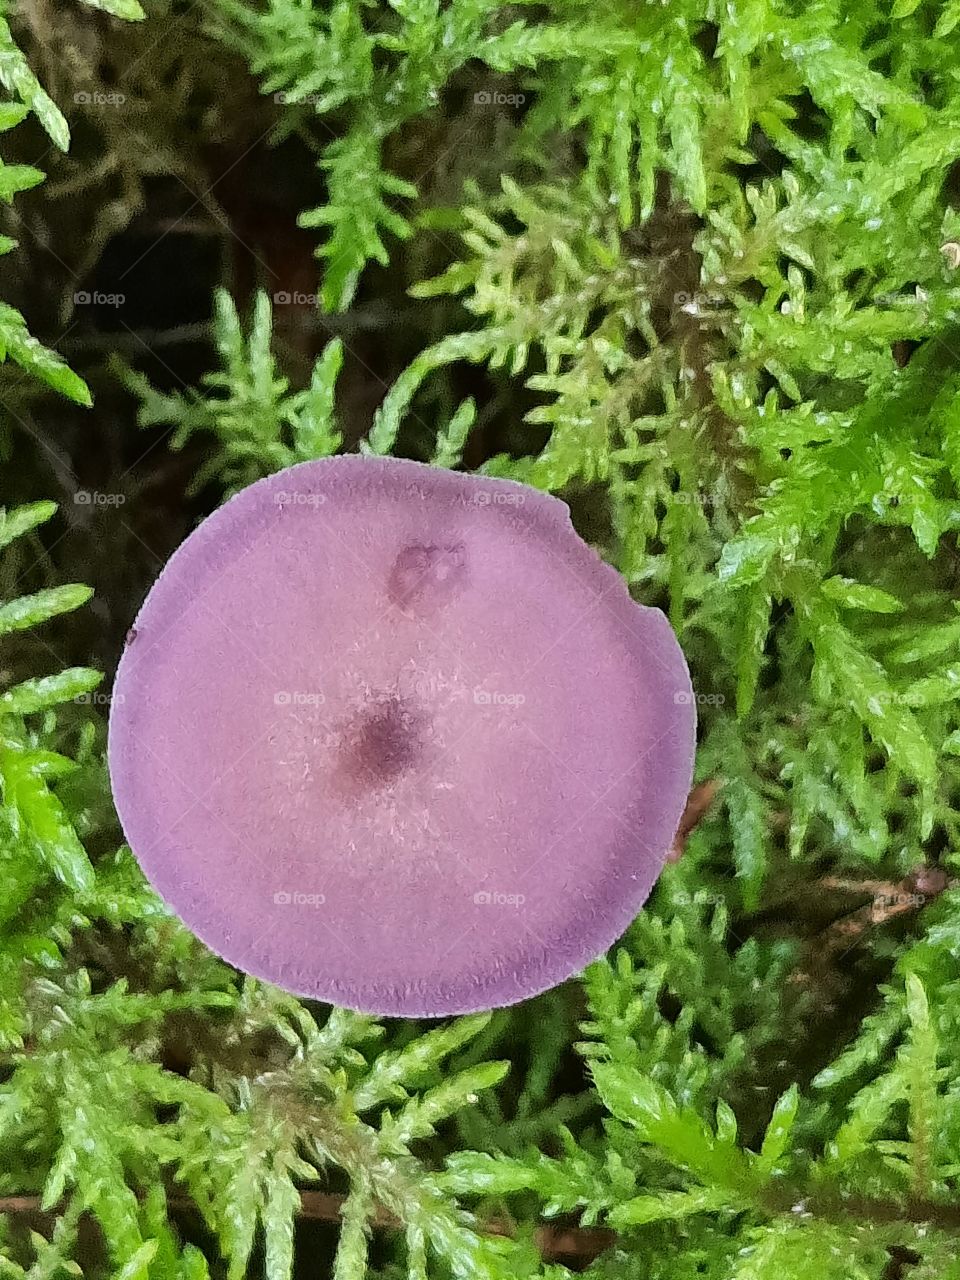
[108,456,696,1016]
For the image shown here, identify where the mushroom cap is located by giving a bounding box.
[108,456,696,1016]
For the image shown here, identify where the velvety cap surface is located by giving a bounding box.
[108,456,696,1015]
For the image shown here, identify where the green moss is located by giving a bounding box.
[6,0,960,1276]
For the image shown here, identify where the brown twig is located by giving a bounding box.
[5,1183,960,1263]
[812,866,951,961]
[0,1193,613,1264]
[667,778,723,862]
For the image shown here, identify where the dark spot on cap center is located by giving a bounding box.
[338,694,428,793]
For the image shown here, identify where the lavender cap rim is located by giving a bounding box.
[108,455,697,1017]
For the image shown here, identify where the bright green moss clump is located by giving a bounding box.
[5,0,960,1276]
